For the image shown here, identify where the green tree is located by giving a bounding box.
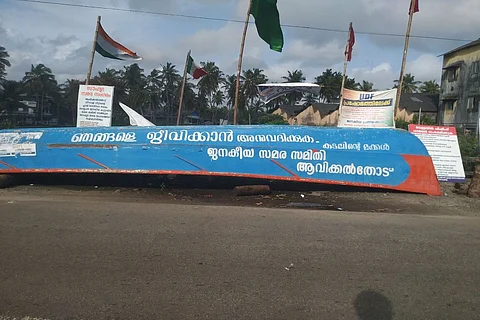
[315,69,357,103]
[282,69,306,104]
[359,80,374,92]
[22,64,58,123]
[60,79,82,125]
[242,68,268,124]
[0,46,10,75]
[420,80,440,94]
[394,73,421,93]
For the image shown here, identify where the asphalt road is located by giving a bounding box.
[1,192,479,320]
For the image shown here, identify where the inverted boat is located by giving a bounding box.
[0,125,442,195]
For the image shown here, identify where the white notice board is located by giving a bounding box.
[76,85,114,127]
[409,124,465,183]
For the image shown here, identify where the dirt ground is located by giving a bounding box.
[1,173,479,217]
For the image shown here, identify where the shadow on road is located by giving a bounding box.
[354,290,393,320]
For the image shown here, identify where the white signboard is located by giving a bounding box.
[338,88,396,128]
[409,124,466,183]
[0,143,36,157]
[76,85,114,127]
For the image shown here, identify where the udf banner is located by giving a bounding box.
[338,88,396,128]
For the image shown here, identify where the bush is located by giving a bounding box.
[257,114,288,125]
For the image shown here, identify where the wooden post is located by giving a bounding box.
[177,50,191,126]
[338,22,353,117]
[233,0,254,125]
[86,16,101,85]
[394,0,417,118]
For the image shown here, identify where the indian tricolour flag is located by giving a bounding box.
[187,55,208,79]
[95,22,142,61]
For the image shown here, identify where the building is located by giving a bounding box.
[439,39,480,131]
[396,93,439,123]
[293,103,339,126]
[271,104,308,125]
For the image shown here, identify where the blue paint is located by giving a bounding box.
[0,126,438,193]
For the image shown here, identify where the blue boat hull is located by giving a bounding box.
[0,125,442,195]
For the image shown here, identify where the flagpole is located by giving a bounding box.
[394,0,417,118]
[339,22,353,117]
[177,50,191,126]
[234,0,254,125]
[86,16,101,85]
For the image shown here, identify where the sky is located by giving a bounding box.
[1,0,479,90]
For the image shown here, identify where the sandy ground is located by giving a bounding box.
[0,174,479,217]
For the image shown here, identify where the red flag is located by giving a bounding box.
[409,0,419,14]
[345,24,355,62]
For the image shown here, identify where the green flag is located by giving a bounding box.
[250,0,284,53]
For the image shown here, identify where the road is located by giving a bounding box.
[1,191,479,320]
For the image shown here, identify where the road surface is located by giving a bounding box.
[1,190,479,319]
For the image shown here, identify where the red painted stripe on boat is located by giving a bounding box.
[0,160,20,171]
[77,154,110,170]
[270,159,299,179]
[174,155,207,172]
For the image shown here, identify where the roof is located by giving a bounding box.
[310,103,339,116]
[440,39,480,57]
[275,105,307,117]
[399,93,439,113]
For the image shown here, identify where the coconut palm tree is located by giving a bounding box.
[242,68,268,125]
[159,62,180,123]
[60,79,82,125]
[22,64,58,122]
[359,80,374,92]
[420,80,440,94]
[393,73,421,93]
[282,70,306,104]
[198,61,224,117]
[0,46,10,75]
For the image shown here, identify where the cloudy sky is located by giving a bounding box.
[1,0,479,89]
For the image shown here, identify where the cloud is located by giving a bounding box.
[0,0,470,90]
[351,54,443,90]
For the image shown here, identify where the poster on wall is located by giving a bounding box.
[338,88,396,128]
[76,85,114,127]
[408,124,466,183]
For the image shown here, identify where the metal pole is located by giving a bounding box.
[418,107,422,124]
[86,16,101,85]
[177,50,191,126]
[233,0,254,125]
[338,22,352,117]
[394,0,417,118]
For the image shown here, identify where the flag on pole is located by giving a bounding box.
[95,22,142,61]
[409,0,419,14]
[187,55,208,79]
[250,0,284,53]
[345,24,355,62]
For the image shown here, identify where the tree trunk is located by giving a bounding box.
[41,94,44,123]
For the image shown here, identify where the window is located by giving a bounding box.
[447,68,459,82]
[472,61,480,74]
[444,100,456,112]
[467,97,479,113]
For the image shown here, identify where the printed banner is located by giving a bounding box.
[257,83,321,104]
[76,85,114,127]
[409,124,466,183]
[338,88,396,128]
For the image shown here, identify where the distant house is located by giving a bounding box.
[271,104,308,125]
[271,103,339,126]
[396,93,439,122]
[294,103,339,126]
[438,39,480,130]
